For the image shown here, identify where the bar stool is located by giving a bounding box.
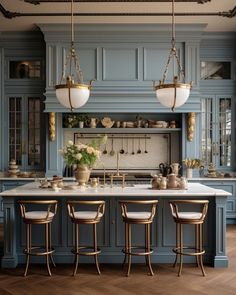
[169,200,209,276]
[119,200,158,276]
[67,200,105,276]
[18,200,58,276]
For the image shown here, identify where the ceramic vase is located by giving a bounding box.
[75,165,91,186]
[186,168,193,179]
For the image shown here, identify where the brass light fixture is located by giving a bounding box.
[153,0,192,111]
[55,0,93,111]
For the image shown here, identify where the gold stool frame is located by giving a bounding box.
[67,200,105,276]
[119,200,158,276]
[169,200,209,276]
[18,200,58,277]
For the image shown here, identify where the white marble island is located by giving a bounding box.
[0,182,231,268]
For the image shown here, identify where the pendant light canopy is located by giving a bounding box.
[153,0,192,111]
[55,0,93,111]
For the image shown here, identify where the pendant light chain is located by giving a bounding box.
[59,0,84,85]
[161,0,186,84]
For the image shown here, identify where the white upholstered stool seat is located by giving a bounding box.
[70,211,103,220]
[172,212,202,220]
[126,212,151,220]
[25,211,55,220]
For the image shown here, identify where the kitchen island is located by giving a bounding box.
[0,182,231,268]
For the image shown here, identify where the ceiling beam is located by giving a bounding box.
[0,3,235,19]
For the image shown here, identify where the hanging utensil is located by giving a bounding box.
[131,138,135,155]
[120,137,125,154]
[144,135,148,153]
[125,137,129,154]
[103,142,108,154]
[137,137,141,154]
[110,137,115,156]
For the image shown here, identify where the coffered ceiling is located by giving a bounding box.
[0,0,235,31]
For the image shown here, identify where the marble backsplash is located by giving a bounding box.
[63,131,180,171]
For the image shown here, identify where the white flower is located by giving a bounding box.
[75,153,82,160]
[76,143,87,150]
[87,146,95,154]
[68,140,73,146]
[94,150,101,158]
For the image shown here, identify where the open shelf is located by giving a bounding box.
[63,128,181,134]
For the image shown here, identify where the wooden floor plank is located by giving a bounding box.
[0,225,235,295]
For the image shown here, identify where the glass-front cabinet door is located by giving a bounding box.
[201,96,232,169]
[8,95,45,171]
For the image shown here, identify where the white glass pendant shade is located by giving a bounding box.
[55,84,90,109]
[155,84,191,108]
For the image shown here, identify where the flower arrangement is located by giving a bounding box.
[59,135,107,168]
[182,158,202,169]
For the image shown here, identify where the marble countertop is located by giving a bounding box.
[0,182,231,197]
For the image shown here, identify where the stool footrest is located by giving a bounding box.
[122,246,153,256]
[24,246,55,256]
[72,246,101,256]
[173,246,205,256]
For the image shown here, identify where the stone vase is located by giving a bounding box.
[75,165,91,186]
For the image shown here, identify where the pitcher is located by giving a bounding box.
[170,163,181,175]
[167,173,178,189]
[89,118,99,128]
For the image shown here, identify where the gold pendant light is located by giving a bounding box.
[55,0,93,112]
[153,0,192,111]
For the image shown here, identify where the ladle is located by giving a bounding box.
[110,137,115,156]
[144,135,148,153]
[131,138,135,155]
[120,137,125,154]
[103,143,108,154]
[137,138,141,154]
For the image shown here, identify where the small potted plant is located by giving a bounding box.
[76,114,89,128]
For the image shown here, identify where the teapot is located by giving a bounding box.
[167,173,178,189]
[170,163,181,175]
[159,163,172,177]
[88,117,99,128]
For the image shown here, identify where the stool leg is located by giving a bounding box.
[173,223,180,268]
[145,224,148,267]
[122,222,128,267]
[146,223,154,276]
[178,224,183,277]
[24,224,30,277]
[195,224,200,267]
[199,223,206,276]
[49,223,56,268]
[45,223,52,276]
[73,223,79,276]
[93,223,101,275]
[127,223,132,277]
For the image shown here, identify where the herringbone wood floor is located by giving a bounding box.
[0,225,236,295]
